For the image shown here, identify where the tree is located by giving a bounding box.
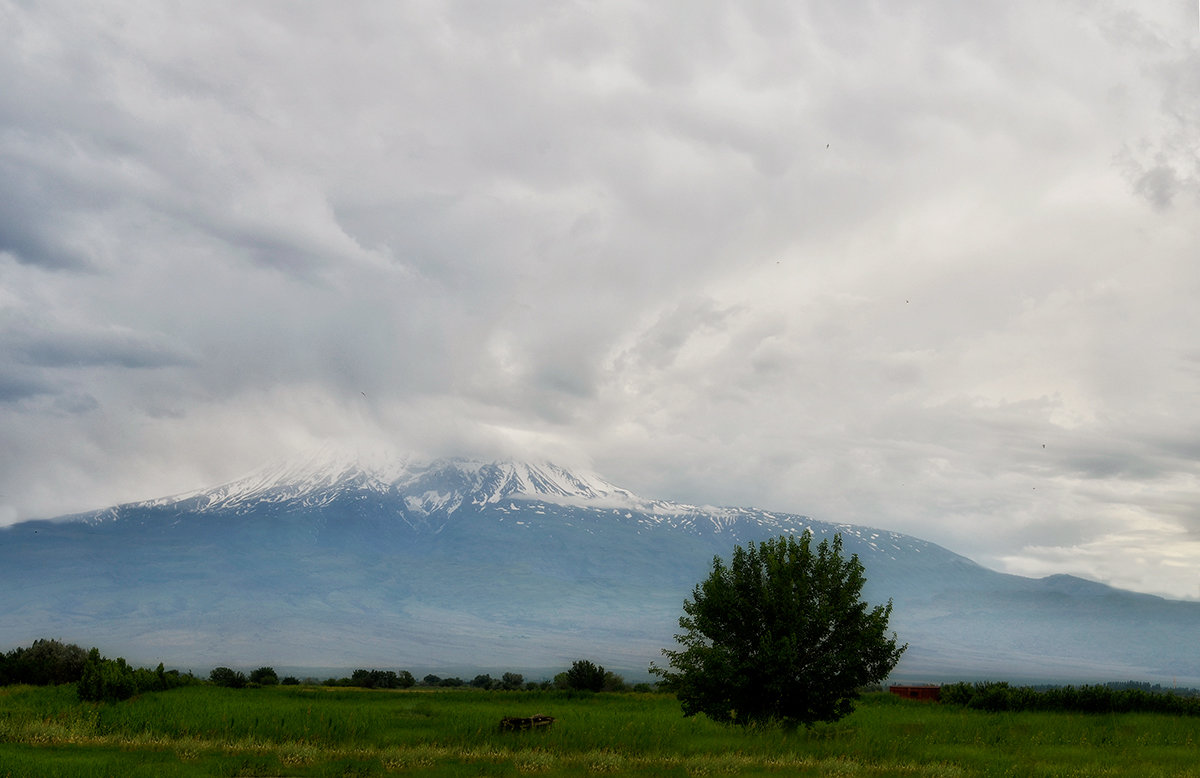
[601,670,627,692]
[564,659,607,692]
[2,639,89,686]
[209,667,248,688]
[652,532,905,728]
[77,649,137,702]
[249,667,279,686]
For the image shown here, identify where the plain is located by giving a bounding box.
[3,684,1200,777]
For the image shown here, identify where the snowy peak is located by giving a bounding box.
[445,460,640,506]
[125,453,645,520]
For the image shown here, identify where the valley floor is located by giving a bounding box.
[2,685,1200,777]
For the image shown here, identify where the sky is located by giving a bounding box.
[2,1,1198,600]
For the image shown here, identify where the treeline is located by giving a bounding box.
[214,659,648,693]
[0,639,199,702]
[2,640,648,702]
[941,681,1200,715]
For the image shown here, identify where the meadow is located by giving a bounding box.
[3,683,1200,777]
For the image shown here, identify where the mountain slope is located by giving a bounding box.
[3,455,1198,682]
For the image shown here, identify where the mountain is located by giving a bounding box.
[3,454,1198,683]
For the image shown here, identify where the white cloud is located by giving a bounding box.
[1,0,1198,599]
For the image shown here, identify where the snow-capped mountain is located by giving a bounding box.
[89,454,647,528]
[83,452,932,552]
[3,454,1198,683]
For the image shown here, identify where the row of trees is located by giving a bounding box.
[1,639,201,701]
[78,649,198,702]
[0,639,638,698]
[207,661,639,692]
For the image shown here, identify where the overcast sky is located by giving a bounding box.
[2,1,1198,599]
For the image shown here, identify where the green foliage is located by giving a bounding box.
[208,666,247,688]
[77,649,136,702]
[564,659,607,692]
[602,670,627,692]
[418,673,464,687]
[350,669,415,689]
[469,671,527,690]
[654,532,906,728]
[0,639,89,686]
[76,651,197,702]
[940,680,1200,715]
[248,666,278,686]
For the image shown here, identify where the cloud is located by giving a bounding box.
[0,0,1198,600]
[0,370,50,403]
[7,324,193,370]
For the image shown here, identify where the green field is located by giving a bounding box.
[3,684,1200,777]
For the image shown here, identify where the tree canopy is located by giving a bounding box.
[653,532,905,728]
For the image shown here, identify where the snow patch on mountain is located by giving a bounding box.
[70,451,954,557]
[103,451,664,520]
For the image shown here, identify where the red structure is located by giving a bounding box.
[889,684,941,702]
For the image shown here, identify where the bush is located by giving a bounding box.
[209,667,248,688]
[564,660,607,692]
[602,671,627,692]
[940,681,1200,716]
[351,669,415,689]
[77,649,136,702]
[1,639,89,686]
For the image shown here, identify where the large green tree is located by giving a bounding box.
[653,532,905,728]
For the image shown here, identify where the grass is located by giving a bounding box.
[3,684,1200,776]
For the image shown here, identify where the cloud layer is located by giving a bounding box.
[2,0,1198,599]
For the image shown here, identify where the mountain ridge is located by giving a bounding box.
[3,454,1197,682]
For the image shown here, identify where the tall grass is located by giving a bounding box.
[4,684,1200,776]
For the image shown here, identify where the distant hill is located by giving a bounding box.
[3,453,1197,683]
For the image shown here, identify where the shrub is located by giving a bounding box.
[77,649,137,702]
[565,660,607,692]
[2,639,89,686]
[351,669,415,689]
[209,667,248,688]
